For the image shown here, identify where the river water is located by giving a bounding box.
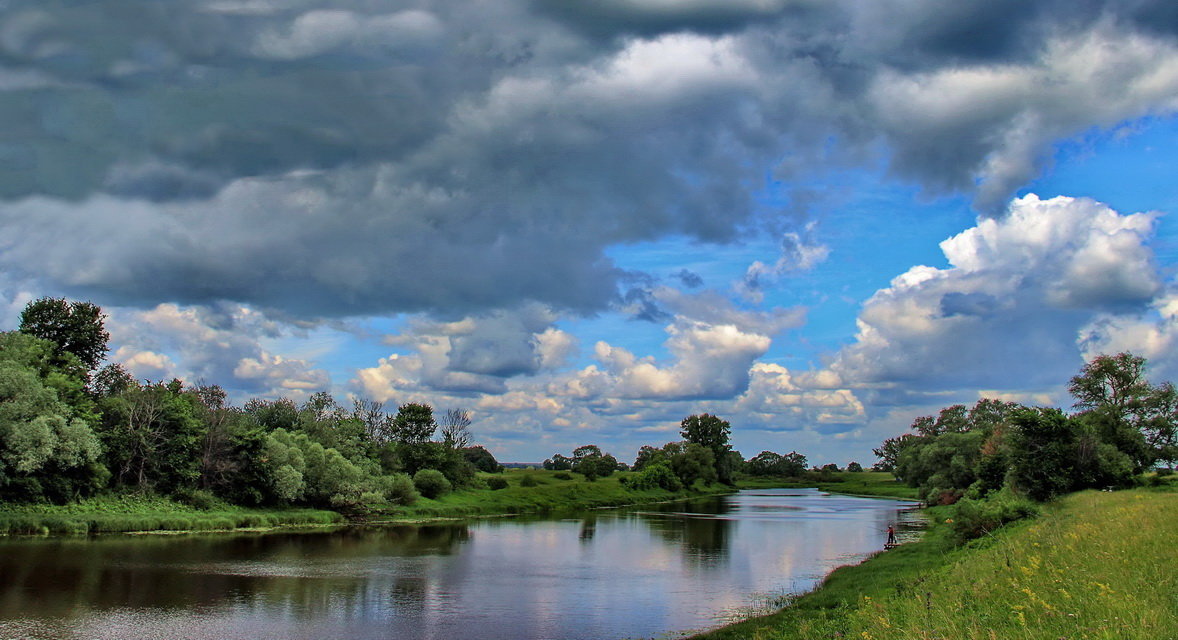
[0,489,920,640]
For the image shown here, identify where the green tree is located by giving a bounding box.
[393,403,436,444]
[680,413,733,484]
[440,408,472,448]
[97,380,203,493]
[19,297,110,373]
[0,359,107,502]
[1069,352,1168,470]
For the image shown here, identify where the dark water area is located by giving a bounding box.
[0,489,920,640]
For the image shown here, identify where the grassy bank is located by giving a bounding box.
[739,471,921,501]
[369,467,734,521]
[0,493,342,535]
[694,486,1178,639]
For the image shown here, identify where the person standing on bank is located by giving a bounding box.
[886,524,896,546]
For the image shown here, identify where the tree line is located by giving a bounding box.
[873,352,1178,504]
[0,298,503,509]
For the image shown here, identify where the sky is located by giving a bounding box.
[2,0,1178,465]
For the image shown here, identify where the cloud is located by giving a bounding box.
[831,194,1161,391]
[0,0,1174,320]
[106,302,330,397]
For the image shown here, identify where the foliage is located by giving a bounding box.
[746,450,808,477]
[486,476,508,490]
[542,453,573,470]
[945,487,1039,542]
[680,413,734,484]
[462,445,503,473]
[846,461,863,472]
[393,402,437,444]
[413,468,451,499]
[623,460,683,491]
[1007,407,1133,501]
[0,357,107,502]
[519,474,541,487]
[570,444,618,481]
[18,297,109,373]
[97,379,203,494]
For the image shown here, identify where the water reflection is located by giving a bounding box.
[0,489,919,640]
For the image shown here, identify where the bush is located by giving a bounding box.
[553,472,572,481]
[173,488,219,510]
[378,473,419,505]
[486,477,509,490]
[519,475,541,487]
[624,461,682,491]
[947,488,1040,543]
[413,469,451,499]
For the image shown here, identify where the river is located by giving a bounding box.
[0,488,920,640]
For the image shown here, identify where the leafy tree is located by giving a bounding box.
[570,444,617,481]
[351,397,394,444]
[632,444,665,471]
[1069,352,1173,470]
[0,359,107,502]
[873,433,921,473]
[543,453,573,470]
[393,403,436,444]
[244,397,299,431]
[462,445,502,473]
[97,379,203,493]
[680,413,733,484]
[846,461,863,472]
[18,297,110,373]
[661,441,717,487]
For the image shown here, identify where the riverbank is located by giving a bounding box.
[0,493,342,535]
[0,469,736,535]
[0,470,913,536]
[692,485,1178,640]
[361,467,736,522]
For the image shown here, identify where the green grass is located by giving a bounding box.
[693,486,1178,639]
[0,493,343,535]
[368,468,734,521]
[739,471,921,501]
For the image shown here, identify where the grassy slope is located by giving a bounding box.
[694,486,1178,640]
[0,493,342,535]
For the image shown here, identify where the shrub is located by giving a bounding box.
[486,477,509,490]
[625,461,682,491]
[948,488,1039,542]
[519,475,541,487]
[413,469,451,499]
[553,472,572,481]
[378,473,419,505]
[173,488,219,511]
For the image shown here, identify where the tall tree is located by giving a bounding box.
[680,413,733,484]
[19,297,110,372]
[439,408,472,449]
[393,403,436,444]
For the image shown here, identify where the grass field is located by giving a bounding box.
[694,486,1178,639]
[0,493,342,535]
[369,467,734,521]
[739,471,921,501]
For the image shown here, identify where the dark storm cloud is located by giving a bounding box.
[0,0,1175,319]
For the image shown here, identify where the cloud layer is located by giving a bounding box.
[1,0,1176,318]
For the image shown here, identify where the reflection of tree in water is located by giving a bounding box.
[579,515,597,542]
[0,523,472,620]
[635,497,735,566]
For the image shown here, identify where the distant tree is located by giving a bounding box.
[91,363,134,398]
[632,444,665,471]
[846,461,863,472]
[680,413,733,484]
[872,433,921,475]
[570,445,617,481]
[462,445,503,473]
[393,403,436,444]
[821,463,839,472]
[440,408,473,449]
[543,453,573,471]
[19,297,109,372]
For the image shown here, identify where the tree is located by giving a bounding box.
[680,413,733,484]
[19,297,110,372]
[439,408,473,448]
[462,445,502,473]
[351,397,394,444]
[846,461,863,472]
[1069,352,1169,470]
[0,359,107,502]
[872,433,921,474]
[98,379,203,493]
[393,403,436,444]
[543,453,573,471]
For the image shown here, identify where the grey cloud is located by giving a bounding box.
[674,269,704,289]
[0,0,1175,318]
[940,292,1001,318]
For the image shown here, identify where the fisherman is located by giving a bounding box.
[886,524,896,546]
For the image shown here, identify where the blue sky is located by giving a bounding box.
[2,0,1177,465]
